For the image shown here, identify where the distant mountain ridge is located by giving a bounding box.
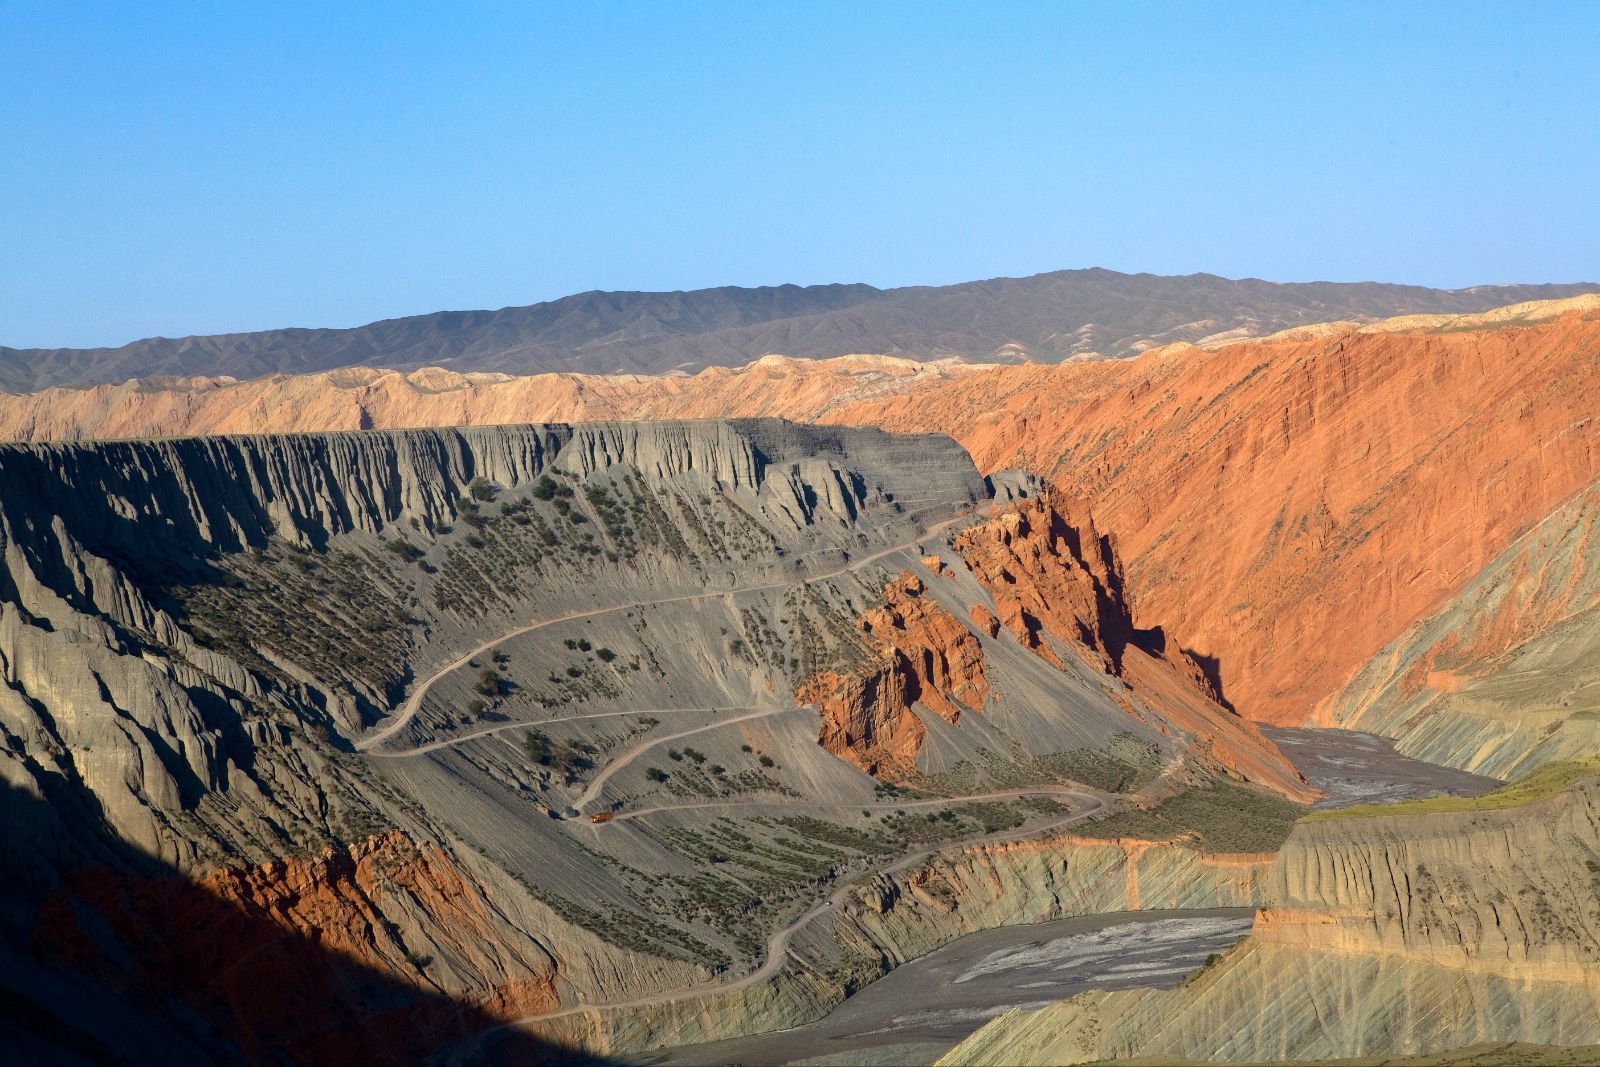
[3,267,1596,392]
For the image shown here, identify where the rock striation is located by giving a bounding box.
[1328,475,1600,778]
[939,771,1600,1065]
[0,417,991,1062]
[13,298,1596,740]
[841,296,1600,727]
[952,494,1315,801]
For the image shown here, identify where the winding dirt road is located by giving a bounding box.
[573,705,798,809]
[598,784,1099,826]
[357,518,960,754]
[470,785,1109,1041]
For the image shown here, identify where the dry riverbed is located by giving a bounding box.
[637,908,1255,1067]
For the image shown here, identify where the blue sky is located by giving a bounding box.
[2,1,1596,348]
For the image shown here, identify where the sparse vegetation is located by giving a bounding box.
[1078,780,1309,853]
[1303,759,1600,823]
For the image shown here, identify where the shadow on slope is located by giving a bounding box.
[0,779,612,1067]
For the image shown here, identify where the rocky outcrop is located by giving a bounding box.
[13,297,1598,738]
[800,572,990,778]
[954,494,1134,673]
[847,298,1600,727]
[940,772,1600,1065]
[0,418,987,1060]
[953,495,1314,801]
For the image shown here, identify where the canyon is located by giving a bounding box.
[0,415,1314,1063]
[3,293,1600,1065]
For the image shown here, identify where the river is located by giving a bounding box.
[636,908,1255,1066]
[635,727,1498,1066]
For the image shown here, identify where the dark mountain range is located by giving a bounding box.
[3,268,1596,393]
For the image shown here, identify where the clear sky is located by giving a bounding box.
[3,1,1596,348]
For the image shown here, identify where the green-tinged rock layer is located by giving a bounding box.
[939,776,1600,1065]
[528,833,1272,1055]
[1327,479,1600,779]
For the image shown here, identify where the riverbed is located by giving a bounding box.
[1263,726,1501,808]
[637,908,1255,1067]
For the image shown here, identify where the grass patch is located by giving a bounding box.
[1078,780,1308,853]
[1303,758,1600,823]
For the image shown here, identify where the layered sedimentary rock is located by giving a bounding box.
[847,297,1600,726]
[1328,476,1600,778]
[0,355,984,443]
[800,572,991,778]
[17,298,1595,737]
[533,832,1274,1055]
[940,772,1600,1065]
[0,418,992,1062]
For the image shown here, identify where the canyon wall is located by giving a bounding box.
[940,771,1600,1065]
[842,298,1600,727]
[0,418,989,1062]
[1328,476,1600,778]
[526,832,1273,1056]
[18,297,1597,735]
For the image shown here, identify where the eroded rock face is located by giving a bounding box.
[848,299,1600,727]
[6,299,1597,736]
[37,832,560,1066]
[953,494,1313,801]
[953,494,1133,674]
[1328,475,1600,777]
[939,777,1600,1065]
[800,572,989,778]
[0,418,984,1059]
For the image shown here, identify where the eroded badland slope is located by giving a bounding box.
[0,417,1306,1061]
[11,297,1599,741]
[940,764,1600,1065]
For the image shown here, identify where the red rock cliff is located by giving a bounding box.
[798,571,989,779]
[954,494,1315,801]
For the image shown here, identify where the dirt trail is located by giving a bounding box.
[469,787,1109,1042]
[573,706,797,809]
[357,518,961,754]
[601,785,1098,825]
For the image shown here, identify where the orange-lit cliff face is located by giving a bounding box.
[834,302,1600,725]
[799,500,1313,801]
[799,571,990,779]
[5,300,1594,730]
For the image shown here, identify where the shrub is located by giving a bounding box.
[646,767,669,782]
[596,647,616,662]
[532,476,558,500]
[384,538,425,562]
[759,755,775,768]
